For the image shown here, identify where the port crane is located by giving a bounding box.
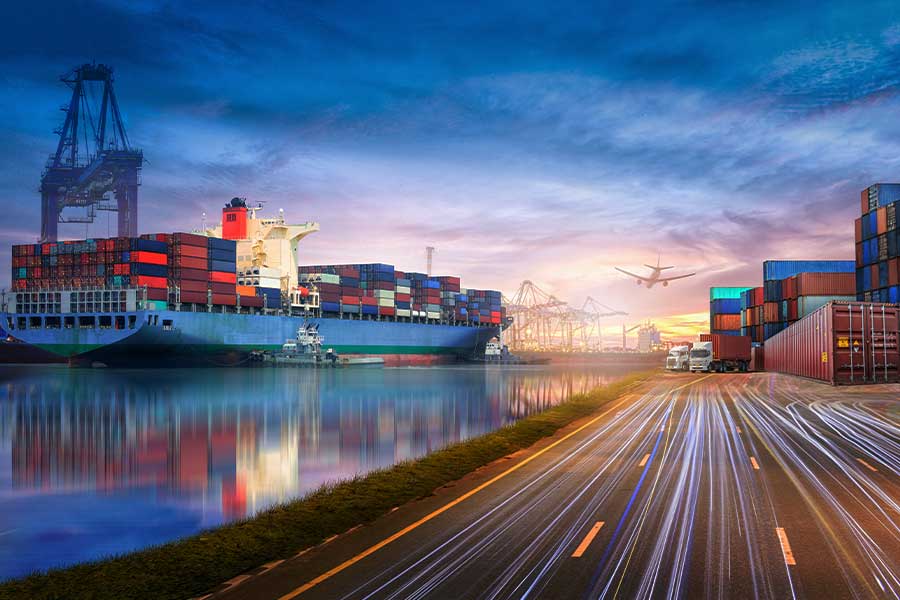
[40,63,143,242]
[504,281,627,352]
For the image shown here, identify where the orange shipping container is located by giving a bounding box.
[713,314,741,330]
[236,285,256,297]
[890,258,900,287]
[877,206,888,235]
[764,302,780,323]
[133,275,167,289]
[855,217,862,243]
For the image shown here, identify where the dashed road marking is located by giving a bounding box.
[572,521,605,557]
[750,456,760,470]
[857,458,878,472]
[638,453,651,467]
[775,527,796,566]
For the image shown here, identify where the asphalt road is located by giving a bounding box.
[214,373,900,600]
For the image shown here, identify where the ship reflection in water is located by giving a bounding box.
[0,364,633,580]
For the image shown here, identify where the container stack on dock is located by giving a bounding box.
[709,287,751,336]
[739,286,765,343]
[760,260,856,340]
[855,183,900,303]
[298,263,504,323]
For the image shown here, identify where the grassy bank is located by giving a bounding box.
[1,370,655,600]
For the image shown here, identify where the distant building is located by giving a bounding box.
[637,324,661,353]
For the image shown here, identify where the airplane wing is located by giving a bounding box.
[657,273,696,283]
[615,267,648,281]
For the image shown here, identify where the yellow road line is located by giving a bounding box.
[571,521,605,557]
[750,456,760,470]
[638,453,651,467]
[857,458,878,472]
[276,374,714,599]
[775,527,796,566]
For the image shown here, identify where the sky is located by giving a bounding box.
[3,0,900,344]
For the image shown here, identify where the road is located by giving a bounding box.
[213,373,900,600]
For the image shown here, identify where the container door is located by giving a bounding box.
[831,303,868,384]
[865,304,900,383]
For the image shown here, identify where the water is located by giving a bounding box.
[0,363,636,580]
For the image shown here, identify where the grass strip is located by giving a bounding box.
[1,370,657,600]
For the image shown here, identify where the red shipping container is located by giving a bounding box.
[146,288,167,301]
[374,281,395,291]
[340,287,362,297]
[795,272,856,297]
[787,299,798,321]
[713,314,741,330]
[360,296,377,306]
[856,243,864,266]
[871,264,878,288]
[174,244,208,259]
[173,232,208,247]
[378,306,396,316]
[211,282,236,294]
[179,291,208,304]
[210,271,237,284]
[212,294,237,306]
[750,345,765,372]
[173,279,208,293]
[172,268,208,281]
[173,256,208,270]
[341,295,360,305]
[131,251,168,266]
[861,189,868,214]
[697,333,751,361]
[241,295,264,308]
[764,302,899,384]
[890,258,900,287]
[855,217,863,243]
[877,207,888,235]
[396,293,411,302]
[763,302,780,323]
[782,276,796,300]
[133,275,167,289]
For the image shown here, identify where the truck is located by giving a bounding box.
[689,334,751,373]
[666,344,691,370]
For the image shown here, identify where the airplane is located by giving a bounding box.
[615,256,695,288]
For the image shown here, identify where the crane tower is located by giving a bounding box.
[39,63,143,242]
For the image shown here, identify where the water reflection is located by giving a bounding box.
[0,364,632,580]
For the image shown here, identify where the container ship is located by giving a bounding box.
[2,199,506,367]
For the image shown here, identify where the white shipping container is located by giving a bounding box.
[377,298,394,307]
[301,273,340,285]
[395,286,411,295]
[374,290,395,299]
[396,309,411,317]
[426,311,441,319]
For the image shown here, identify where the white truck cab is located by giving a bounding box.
[666,345,691,370]
[689,341,714,372]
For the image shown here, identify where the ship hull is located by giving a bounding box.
[2,310,500,367]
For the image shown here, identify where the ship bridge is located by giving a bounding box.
[203,198,319,290]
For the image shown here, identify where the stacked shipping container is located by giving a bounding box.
[10,234,269,309]
[709,287,752,336]
[855,183,900,303]
[760,260,856,340]
[740,286,765,343]
[298,263,504,323]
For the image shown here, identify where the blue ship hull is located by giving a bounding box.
[1,310,500,367]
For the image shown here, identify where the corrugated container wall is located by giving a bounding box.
[763,260,855,282]
[764,301,900,385]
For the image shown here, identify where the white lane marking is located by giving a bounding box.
[572,521,605,557]
[775,527,796,566]
[638,453,651,467]
[750,456,760,470]
[225,574,251,587]
[857,458,878,472]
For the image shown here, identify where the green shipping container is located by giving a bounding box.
[709,286,754,301]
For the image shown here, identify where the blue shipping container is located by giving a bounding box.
[890,286,899,303]
[131,263,167,277]
[361,305,378,315]
[321,302,340,312]
[209,248,236,262]
[763,260,856,281]
[208,238,237,252]
[210,259,236,273]
[711,298,741,314]
[865,183,900,212]
[131,238,168,253]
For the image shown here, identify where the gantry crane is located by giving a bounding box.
[40,63,143,241]
[504,281,627,352]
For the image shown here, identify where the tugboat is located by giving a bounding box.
[251,323,384,368]
[467,337,551,365]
